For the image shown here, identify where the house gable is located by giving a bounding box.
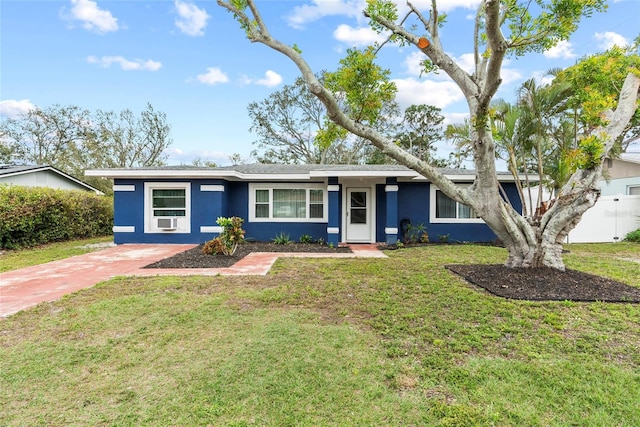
[0,165,103,194]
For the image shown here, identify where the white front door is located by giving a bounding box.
[346,188,372,242]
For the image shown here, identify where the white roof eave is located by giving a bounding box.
[85,169,242,179]
[308,169,420,178]
[85,168,535,183]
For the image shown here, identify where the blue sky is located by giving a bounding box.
[1,0,639,166]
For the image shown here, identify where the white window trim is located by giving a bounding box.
[144,182,191,233]
[429,185,484,224]
[248,183,328,223]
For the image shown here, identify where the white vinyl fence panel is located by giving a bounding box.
[567,195,640,243]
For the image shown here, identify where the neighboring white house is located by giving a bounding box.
[567,153,640,243]
[600,152,640,196]
[0,165,103,194]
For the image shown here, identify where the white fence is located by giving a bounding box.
[567,195,640,243]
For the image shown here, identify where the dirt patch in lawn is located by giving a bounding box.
[144,241,352,269]
[447,264,640,303]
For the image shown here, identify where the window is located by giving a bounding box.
[249,184,327,222]
[430,185,482,223]
[152,189,186,217]
[144,182,191,233]
[629,186,640,196]
[255,189,269,218]
[274,189,305,218]
[435,190,476,219]
[309,189,324,218]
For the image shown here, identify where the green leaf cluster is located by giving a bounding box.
[624,228,640,242]
[324,47,397,126]
[365,0,404,45]
[0,185,113,249]
[202,216,246,256]
[576,134,605,169]
[504,0,607,56]
[315,121,348,151]
[555,46,640,128]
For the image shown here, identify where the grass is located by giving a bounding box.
[0,236,113,272]
[1,241,639,426]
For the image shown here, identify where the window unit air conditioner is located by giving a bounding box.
[157,217,178,230]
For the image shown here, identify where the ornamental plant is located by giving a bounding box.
[202,216,245,256]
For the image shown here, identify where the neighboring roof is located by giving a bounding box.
[86,163,524,182]
[0,164,104,194]
[619,153,640,165]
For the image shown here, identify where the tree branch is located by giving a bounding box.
[218,0,470,204]
[481,0,507,107]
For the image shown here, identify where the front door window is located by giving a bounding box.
[350,191,367,224]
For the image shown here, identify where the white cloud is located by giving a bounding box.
[333,24,385,47]
[67,0,119,33]
[443,112,469,126]
[392,78,464,109]
[174,0,210,37]
[455,53,476,74]
[255,70,283,87]
[403,51,425,76]
[287,0,365,29]
[87,56,162,71]
[543,40,576,59]
[241,70,283,87]
[196,67,229,85]
[594,31,629,50]
[500,67,522,85]
[286,0,481,29]
[0,99,36,118]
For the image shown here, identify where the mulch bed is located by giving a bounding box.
[447,264,640,303]
[144,241,352,269]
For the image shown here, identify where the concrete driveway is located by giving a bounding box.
[0,244,195,318]
[0,243,385,317]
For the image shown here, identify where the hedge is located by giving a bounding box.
[0,185,113,249]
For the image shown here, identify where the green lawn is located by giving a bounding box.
[1,242,639,426]
[0,236,114,272]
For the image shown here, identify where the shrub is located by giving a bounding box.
[202,216,245,256]
[404,223,429,244]
[202,237,225,255]
[624,228,640,243]
[0,185,113,249]
[299,234,313,243]
[272,232,291,245]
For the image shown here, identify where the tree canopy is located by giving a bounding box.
[1,103,172,193]
[248,74,448,166]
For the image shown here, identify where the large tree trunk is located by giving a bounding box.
[481,73,640,270]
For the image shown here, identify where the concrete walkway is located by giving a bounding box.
[0,244,386,317]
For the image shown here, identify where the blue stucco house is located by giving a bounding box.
[85,164,523,246]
